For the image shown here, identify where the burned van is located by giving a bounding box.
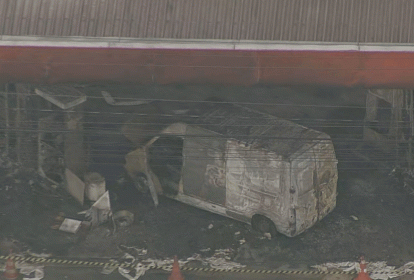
[125,102,338,237]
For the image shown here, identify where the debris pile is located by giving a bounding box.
[100,248,245,279]
[313,261,414,280]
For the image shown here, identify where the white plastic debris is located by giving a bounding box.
[208,224,214,230]
[122,253,136,264]
[58,218,82,233]
[239,238,246,245]
[313,261,414,280]
[86,191,112,227]
[26,250,52,258]
[113,248,244,279]
[350,215,359,221]
[15,262,44,280]
[118,264,146,280]
[119,245,147,256]
[234,231,240,235]
[202,251,246,270]
[101,264,118,275]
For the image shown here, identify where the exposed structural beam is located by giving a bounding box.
[4,36,414,52]
[4,37,414,87]
[101,91,150,106]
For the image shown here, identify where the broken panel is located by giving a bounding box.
[35,85,86,110]
[182,126,226,206]
[225,139,290,230]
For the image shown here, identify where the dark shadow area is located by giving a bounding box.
[148,136,184,195]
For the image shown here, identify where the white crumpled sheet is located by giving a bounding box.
[15,261,44,280]
[313,261,414,280]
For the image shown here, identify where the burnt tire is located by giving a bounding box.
[252,215,278,238]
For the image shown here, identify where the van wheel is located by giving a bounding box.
[252,215,277,238]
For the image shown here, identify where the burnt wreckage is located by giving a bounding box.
[125,102,338,237]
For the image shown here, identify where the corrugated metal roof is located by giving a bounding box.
[0,0,413,43]
[188,102,327,158]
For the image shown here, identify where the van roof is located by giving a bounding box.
[188,101,331,159]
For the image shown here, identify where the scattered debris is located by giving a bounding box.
[59,218,82,234]
[26,251,52,259]
[208,224,214,230]
[84,172,106,202]
[122,253,136,264]
[101,260,118,275]
[113,211,134,227]
[16,261,44,280]
[200,250,245,270]
[35,85,87,110]
[85,191,112,227]
[119,245,147,256]
[100,249,243,279]
[350,215,359,221]
[65,169,85,205]
[313,261,414,280]
[118,264,146,280]
[263,232,272,240]
[239,238,246,245]
[234,231,240,236]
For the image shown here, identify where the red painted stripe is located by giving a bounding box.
[0,46,414,87]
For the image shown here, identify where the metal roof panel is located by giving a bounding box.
[1,0,414,43]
